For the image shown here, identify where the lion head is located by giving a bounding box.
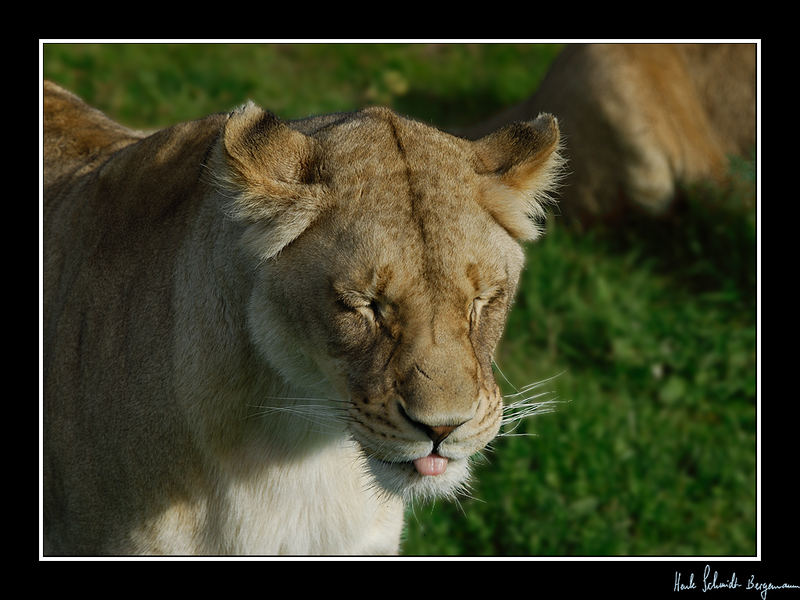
[210,103,563,502]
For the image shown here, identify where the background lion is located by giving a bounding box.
[461,43,756,224]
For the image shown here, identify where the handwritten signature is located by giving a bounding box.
[675,565,799,599]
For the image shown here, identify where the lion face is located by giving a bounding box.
[212,104,562,502]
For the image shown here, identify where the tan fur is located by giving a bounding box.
[42,81,562,555]
[462,43,756,223]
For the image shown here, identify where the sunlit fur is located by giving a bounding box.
[43,82,563,555]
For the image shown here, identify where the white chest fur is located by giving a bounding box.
[132,436,405,555]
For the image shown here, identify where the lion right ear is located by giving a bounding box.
[471,114,564,241]
[210,101,329,261]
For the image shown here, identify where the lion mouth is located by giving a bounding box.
[364,451,471,503]
[411,452,449,476]
[370,452,450,477]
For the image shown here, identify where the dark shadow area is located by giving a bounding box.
[567,163,757,311]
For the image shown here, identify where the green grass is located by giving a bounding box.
[41,42,757,557]
[42,42,562,129]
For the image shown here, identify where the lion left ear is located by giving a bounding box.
[472,113,564,241]
[210,101,329,261]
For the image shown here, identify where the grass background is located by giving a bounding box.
[41,42,758,557]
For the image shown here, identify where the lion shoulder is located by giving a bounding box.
[43,81,145,187]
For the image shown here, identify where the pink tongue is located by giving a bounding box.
[413,453,449,476]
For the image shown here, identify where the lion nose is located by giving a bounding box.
[421,424,458,446]
[398,403,466,447]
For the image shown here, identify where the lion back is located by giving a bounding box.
[43,81,144,189]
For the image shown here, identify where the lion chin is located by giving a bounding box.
[366,455,474,503]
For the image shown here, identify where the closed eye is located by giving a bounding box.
[470,288,505,327]
[336,290,385,325]
[357,300,379,323]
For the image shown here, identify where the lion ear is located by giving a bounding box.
[472,113,564,241]
[210,101,328,261]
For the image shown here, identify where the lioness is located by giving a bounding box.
[462,43,756,223]
[42,81,563,555]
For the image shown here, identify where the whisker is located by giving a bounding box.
[451,494,466,516]
[503,370,566,398]
[259,395,351,404]
[502,396,561,422]
[491,359,519,394]
[493,368,568,436]
[245,396,354,436]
